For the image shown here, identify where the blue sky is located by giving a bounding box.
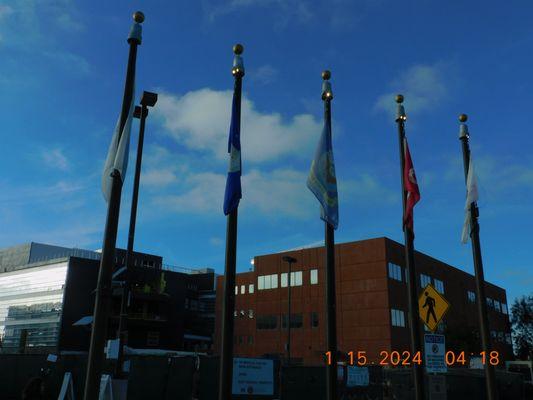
[0,0,531,306]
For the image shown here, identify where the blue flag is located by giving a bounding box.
[223,90,242,215]
[307,119,339,229]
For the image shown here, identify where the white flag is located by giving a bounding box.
[101,88,135,202]
[461,157,479,244]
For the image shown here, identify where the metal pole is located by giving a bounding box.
[83,12,143,400]
[395,94,425,400]
[322,70,338,400]
[458,114,498,400]
[287,260,292,365]
[218,44,244,400]
[282,256,297,365]
[115,104,147,377]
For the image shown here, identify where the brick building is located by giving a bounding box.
[214,237,513,366]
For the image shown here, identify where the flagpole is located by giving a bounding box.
[115,91,158,378]
[458,114,498,400]
[321,70,338,400]
[395,95,425,400]
[218,44,244,400]
[83,12,143,400]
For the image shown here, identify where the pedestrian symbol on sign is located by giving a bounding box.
[422,291,437,324]
[418,284,450,332]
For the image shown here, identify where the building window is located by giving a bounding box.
[391,309,405,327]
[420,274,431,288]
[310,312,319,328]
[388,263,402,282]
[256,315,278,330]
[505,333,512,344]
[271,274,278,289]
[264,274,272,289]
[238,335,243,345]
[490,330,497,339]
[282,313,303,329]
[190,299,198,311]
[240,310,245,317]
[147,331,159,346]
[234,310,238,317]
[281,273,288,288]
[235,286,238,295]
[240,285,245,295]
[467,291,476,303]
[310,269,318,285]
[248,309,254,319]
[501,303,508,314]
[248,284,254,294]
[494,300,501,312]
[434,279,444,294]
[290,271,303,286]
[497,332,504,342]
[486,298,494,308]
[258,274,278,290]
[247,335,254,345]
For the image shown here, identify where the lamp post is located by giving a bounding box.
[115,90,158,377]
[282,256,297,365]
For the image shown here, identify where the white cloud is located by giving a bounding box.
[374,64,448,116]
[250,64,278,85]
[154,88,321,163]
[55,12,84,32]
[142,169,178,187]
[209,237,224,246]
[0,5,13,19]
[202,0,313,25]
[342,173,397,205]
[42,148,69,170]
[152,168,314,218]
[446,154,533,196]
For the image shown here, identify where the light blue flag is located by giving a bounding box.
[307,119,339,229]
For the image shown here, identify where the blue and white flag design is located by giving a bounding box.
[223,90,242,215]
[101,87,135,202]
[307,119,339,229]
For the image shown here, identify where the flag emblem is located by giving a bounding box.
[403,138,420,231]
[307,120,338,229]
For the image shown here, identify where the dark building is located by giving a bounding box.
[0,243,215,354]
[215,237,513,366]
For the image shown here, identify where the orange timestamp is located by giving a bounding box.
[325,350,500,366]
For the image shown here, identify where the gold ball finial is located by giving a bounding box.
[322,70,331,80]
[233,44,244,55]
[459,114,468,123]
[395,94,404,104]
[133,11,145,23]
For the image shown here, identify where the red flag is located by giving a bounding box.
[403,138,420,231]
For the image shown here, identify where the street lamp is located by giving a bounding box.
[282,255,297,365]
[116,90,158,377]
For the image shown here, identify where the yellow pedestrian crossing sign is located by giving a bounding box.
[418,283,450,332]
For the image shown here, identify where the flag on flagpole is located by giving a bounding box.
[403,137,420,231]
[307,118,339,229]
[223,89,242,215]
[102,87,136,202]
[461,157,479,244]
